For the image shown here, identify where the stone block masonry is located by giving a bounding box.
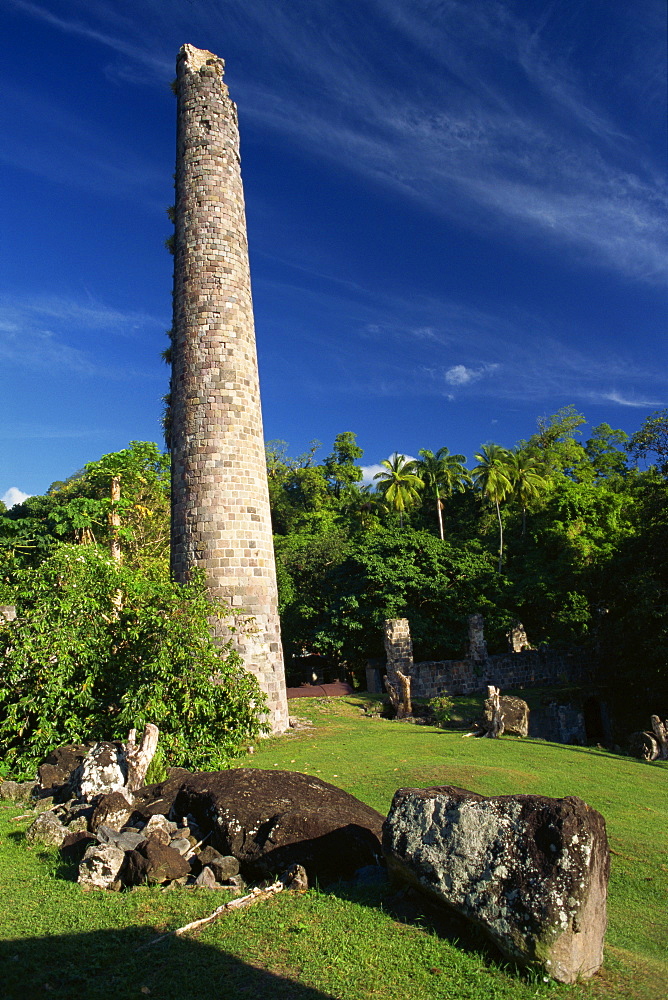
[170,44,288,733]
[383,618,590,699]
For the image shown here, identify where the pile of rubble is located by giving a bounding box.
[2,732,384,894]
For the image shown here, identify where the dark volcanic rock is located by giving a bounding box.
[173,769,384,884]
[383,785,609,984]
[122,834,191,885]
[90,791,134,833]
[124,841,191,885]
[61,830,97,860]
[37,744,92,801]
[131,769,195,819]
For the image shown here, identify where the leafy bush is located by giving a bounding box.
[0,544,267,773]
[428,694,455,727]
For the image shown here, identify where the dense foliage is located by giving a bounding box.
[1,407,667,755]
[0,546,266,772]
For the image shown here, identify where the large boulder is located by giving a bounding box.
[0,779,37,803]
[172,769,384,884]
[73,743,128,800]
[383,785,609,984]
[483,695,529,737]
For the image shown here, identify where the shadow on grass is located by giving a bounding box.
[326,874,522,981]
[0,925,339,1000]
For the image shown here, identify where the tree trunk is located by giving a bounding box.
[125,723,159,791]
[484,685,505,738]
[436,496,444,541]
[385,670,412,719]
[496,500,504,572]
[650,715,668,759]
[109,476,122,564]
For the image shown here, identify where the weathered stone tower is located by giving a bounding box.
[170,44,288,733]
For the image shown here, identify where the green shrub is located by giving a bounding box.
[0,544,267,773]
[428,694,455,726]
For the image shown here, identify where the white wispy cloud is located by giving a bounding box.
[12,0,665,283]
[444,364,499,387]
[8,0,171,79]
[595,391,664,409]
[1,487,32,508]
[0,295,165,378]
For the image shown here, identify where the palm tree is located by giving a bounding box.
[507,449,550,537]
[373,454,423,529]
[472,443,514,571]
[417,447,471,540]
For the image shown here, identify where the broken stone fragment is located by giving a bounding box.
[194,865,217,888]
[90,791,135,833]
[170,837,192,856]
[209,855,240,881]
[144,814,177,837]
[383,786,609,984]
[25,810,68,848]
[78,843,126,890]
[121,834,191,885]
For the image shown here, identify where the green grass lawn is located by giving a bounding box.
[1,694,666,1000]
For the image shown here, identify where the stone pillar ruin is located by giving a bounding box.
[170,44,288,733]
[467,613,488,665]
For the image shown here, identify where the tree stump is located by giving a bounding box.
[385,670,412,719]
[125,724,159,792]
[484,686,505,738]
[650,716,668,760]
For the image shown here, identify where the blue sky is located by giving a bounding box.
[1,0,666,502]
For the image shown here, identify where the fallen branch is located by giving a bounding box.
[140,865,307,949]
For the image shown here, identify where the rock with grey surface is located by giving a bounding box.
[483,694,529,737]
[78,843,126,890]
[383,785,609,984]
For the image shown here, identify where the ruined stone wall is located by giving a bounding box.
[408,649,589,698]
[170,44,288,733]
[382,617,589,698]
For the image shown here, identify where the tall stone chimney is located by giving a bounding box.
[170,44,288,733]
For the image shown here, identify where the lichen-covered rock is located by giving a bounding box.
[173,769,384,884]
[25,810,68,848]
[78,843,126,890]
[90,791,134,833]
[383,786,609,984]
[483,695,529,737]
[0,779,37,803]
[73,743,127,800]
